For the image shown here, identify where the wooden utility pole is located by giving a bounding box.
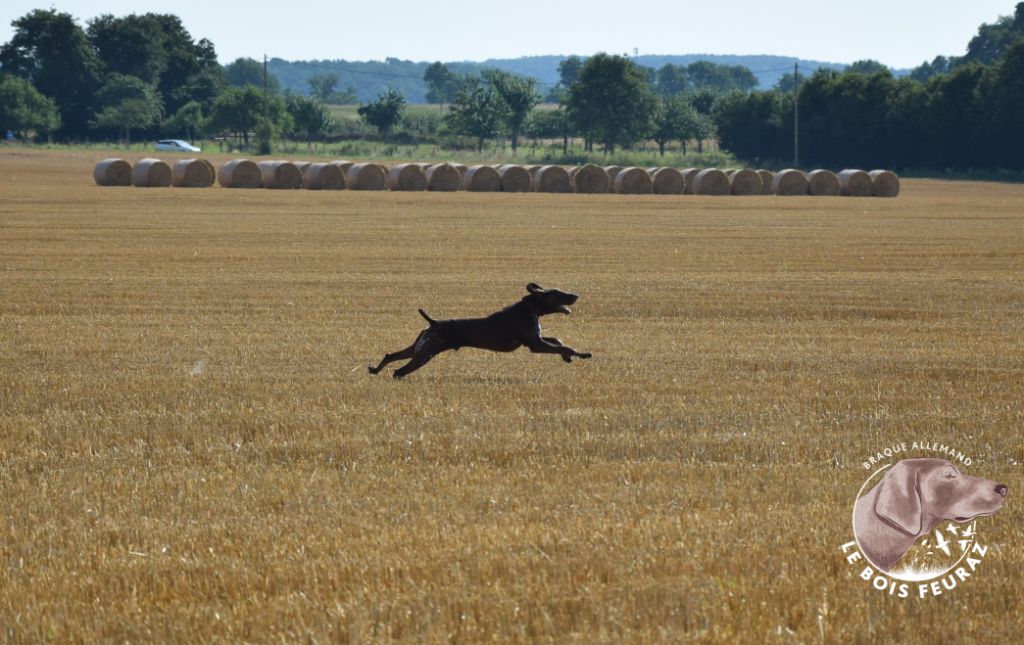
[262,54,271,154]
[793,62,799,168]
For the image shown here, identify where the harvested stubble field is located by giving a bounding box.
[1,149,1022,642]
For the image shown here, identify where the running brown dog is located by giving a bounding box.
[368,283,592,378]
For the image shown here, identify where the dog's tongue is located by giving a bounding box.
[559,305,572,314]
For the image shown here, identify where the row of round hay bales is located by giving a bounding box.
[95,158,899,197]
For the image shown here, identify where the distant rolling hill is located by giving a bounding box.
[268,54,909,103]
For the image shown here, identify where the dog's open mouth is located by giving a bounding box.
[558,305,572,315]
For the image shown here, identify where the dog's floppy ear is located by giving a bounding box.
[875,460,923,535]
[526,283,545,294]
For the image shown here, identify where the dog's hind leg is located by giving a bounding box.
[368,336,422,375]
[392,330,446,379]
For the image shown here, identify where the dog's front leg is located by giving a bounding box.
[527,337,592,363]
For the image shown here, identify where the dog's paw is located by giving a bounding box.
[577,352,592,360]
[368,366,381,375]
[562,354,573,363]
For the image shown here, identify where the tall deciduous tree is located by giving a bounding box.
[651,94,701,156]
[423,62,461,105]
[0,9,102,137]
[87,13,225,116]
[445,78,509,153]
[308,73,339,102]
[484,69,540,152]
[208,84,289,146]
[566,53,657,153]
[558,56,583,87]
[287,92,334,144]
[162,100,206,143]
[90,73,164,144]
[357,89,406,137]
[0,75,61,139]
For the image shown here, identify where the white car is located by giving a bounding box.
[155,139,201,153]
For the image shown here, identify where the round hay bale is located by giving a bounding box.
[453,164,468,176]
[93,158,132,186]
[303,162,346,190]
[171,158,215,188]
[347,163,387,190]
[386,163,428,191]
[692,168,730,196]
[756,170,774,195]
[218,159,262,188]
[572,164,610,194]
[614,167,654,194]
[723,168,739,177]
[534,165,571,193]
[258,160,303,189]
[772,169,809,196]
[729,169,762,196]
[426,163,462,192]
[292,161,312,174]
[497,164,532,193]
[837,169,873,197]
[870,170,900,198]
[649,167,685,195]
[462,165,502,192]
[807,169,840,196]
[132,158,172,188]
[525,165,543,179]
[681,168,700,194]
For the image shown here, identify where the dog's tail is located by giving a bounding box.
[418,309,438,326]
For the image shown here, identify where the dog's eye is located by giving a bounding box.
[944,471,957,479]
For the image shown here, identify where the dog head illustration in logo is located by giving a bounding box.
[853,458,1007,573]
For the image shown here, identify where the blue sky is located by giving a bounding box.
[1,1,1015,68]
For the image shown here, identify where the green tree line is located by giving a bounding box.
[712,3,1024,171]
[3,4,1023,172]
